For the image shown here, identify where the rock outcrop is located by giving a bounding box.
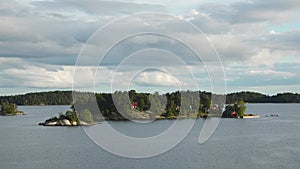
[39,119,81,126]
[39,110,94,127]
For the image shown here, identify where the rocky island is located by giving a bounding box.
[39,109,95,126]
[0,101,25,116]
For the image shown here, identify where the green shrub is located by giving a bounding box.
[78,109,94,124]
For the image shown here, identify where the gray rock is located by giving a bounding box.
[62,119,71,126]
[47,121,57,126]
[72,121,78,126]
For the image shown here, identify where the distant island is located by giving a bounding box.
[0,101,25,116]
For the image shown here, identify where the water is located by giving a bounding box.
[0,104,299,169]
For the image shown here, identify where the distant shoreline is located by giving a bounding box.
[1,90,300,105]
[18,102,300,106]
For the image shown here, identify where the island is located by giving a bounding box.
[39,108,95,126]
[40,90,260,124]
[0,90,266,122]
[221,101,259,118]
[0,101,25,116]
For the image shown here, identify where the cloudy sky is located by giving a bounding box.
[0,0,300,95]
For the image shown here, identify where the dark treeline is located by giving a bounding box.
[1,90,300,106]
[0,91,73,105]
[226,91,300,103]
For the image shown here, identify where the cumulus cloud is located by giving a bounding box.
[134,71,181,87]
[0,57,73,88]
[0,0,300,95]
[0,57,99,89]
[184,1,300,86]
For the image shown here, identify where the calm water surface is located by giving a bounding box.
[0,104,299,169]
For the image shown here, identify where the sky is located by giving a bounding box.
[0,0,300,96]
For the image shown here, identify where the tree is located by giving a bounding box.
[199,95,211,114]
[0,101,19,115]
[235,100,246,117]
[65,110,79,123]
[79,109,94,124]
[224,100,246,117]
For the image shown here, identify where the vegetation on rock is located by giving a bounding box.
[0,101,24,116]
[39,107,96,126]
[39,110,79,126]
[225,100,247,117]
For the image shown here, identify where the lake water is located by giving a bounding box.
[0,104,299,169]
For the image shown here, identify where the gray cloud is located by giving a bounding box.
[31,0,166,16]
[0,0,300,95]
[261,30,300,52]
[198,0,300,24]
[0,0,166,66]
[183,1,300,67]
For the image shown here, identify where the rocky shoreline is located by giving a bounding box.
[38,119,79,126]
[38,110,95,127]
[38,120,94,126]
[0,102,25,116]
[0,111,25,116]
